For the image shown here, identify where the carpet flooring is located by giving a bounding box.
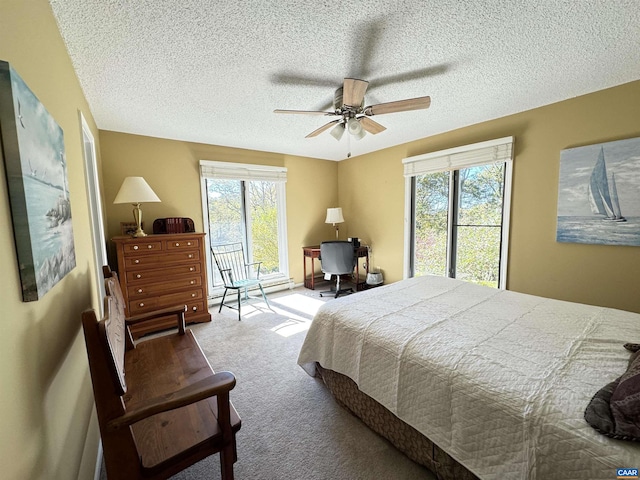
[100,286,434,479]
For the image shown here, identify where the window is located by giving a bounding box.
[200,160,288,293]
[403,137,513,289]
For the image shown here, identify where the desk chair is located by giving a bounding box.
[211,243,270,321]
[319,241,356,298]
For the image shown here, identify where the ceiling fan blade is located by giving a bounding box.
[274,109,336,116]
[350,18,384,79]
[305,119,341,138]
[270,72,338,88]
[343,78,369,107]
[364,96,431,116]
[358,117,386,134]
[372,64,450,90]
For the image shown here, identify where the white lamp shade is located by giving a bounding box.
[325,207,344,224]
[352,128,366,140]
[346,118,366,140]
[330,123,345,141]
[113,177,161,204]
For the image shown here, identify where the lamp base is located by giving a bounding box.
[131,203,147,237]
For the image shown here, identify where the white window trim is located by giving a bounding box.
[199,160,289,295]
[200,159,288,182]
[402,136,514,289]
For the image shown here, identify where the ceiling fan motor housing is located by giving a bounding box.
[334,86,364,113]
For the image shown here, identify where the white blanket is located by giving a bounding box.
[298,275,640,479]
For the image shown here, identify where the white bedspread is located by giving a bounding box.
[298,275,640,479]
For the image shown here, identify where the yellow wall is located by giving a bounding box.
[99,131,338,282]
[2,3,638,479]
[340,80,640,313]
[0,1,103,479]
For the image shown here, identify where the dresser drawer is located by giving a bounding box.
[128,288,205,315]
[127,275,202,298]
[165,237,200,250]
[125,263,202,283]
[123,249,201,269]
[185,301,206,317]
[128,296,160,312]
[121,240,164,255]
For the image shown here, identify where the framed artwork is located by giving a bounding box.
[557,137,640,246]
[0,60,76,301]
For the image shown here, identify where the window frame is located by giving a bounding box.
[200,160,289,295]
[402,137,514,289]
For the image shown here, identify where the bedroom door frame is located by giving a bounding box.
[79,111,108,314]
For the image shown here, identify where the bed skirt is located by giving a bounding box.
[316,364,479,480]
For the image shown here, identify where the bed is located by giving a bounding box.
[297,275,640,479]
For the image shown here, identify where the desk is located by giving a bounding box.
[303,245,369,291]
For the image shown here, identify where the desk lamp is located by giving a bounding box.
[114,176,161,237]
[325,207,344,239]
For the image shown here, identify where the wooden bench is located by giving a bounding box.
[82,269,241,480]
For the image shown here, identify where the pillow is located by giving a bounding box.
[585,343,640,441]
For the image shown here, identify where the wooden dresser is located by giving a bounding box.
[112,233,211,339]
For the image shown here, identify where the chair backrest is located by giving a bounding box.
[320,241,356,275]
[99,274,129,395]
[211,242,254,287]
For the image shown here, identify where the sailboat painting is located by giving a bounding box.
[0,61,76,301]
[557,137,640,246]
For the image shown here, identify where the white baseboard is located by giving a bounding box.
[207,278,295,306]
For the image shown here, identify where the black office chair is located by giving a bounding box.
[319,241,356,298]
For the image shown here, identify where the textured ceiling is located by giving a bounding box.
[49,1,640,161]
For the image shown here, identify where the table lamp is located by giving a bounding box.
[114,176,161,237]
[325,207,344,239]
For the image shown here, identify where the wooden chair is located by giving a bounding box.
[82,268,241,480]
[211,242,270,320]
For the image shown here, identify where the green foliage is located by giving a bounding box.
[248,182,279,274]
[207,179,280,276]
[207,179,243,244]
[414,163,504,287]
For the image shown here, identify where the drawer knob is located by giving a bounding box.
[134,259,139,264]
[139,302,145,307]
[192,306,198,311]
[188,254,193,258]
[147,245,153,249]
[133,245,139,250]
[190,280,195,285]
[136,274,142,279]
[175,242,180,247]
[191,293,196,297]
[137,288,143,293]
[189,267,195,271]
[187,242,192,246]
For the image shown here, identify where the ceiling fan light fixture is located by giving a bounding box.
[353,128,366,140]
[346,117,366,140]
[330,122,345,141]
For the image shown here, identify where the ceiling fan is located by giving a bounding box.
[274,78,431,141]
